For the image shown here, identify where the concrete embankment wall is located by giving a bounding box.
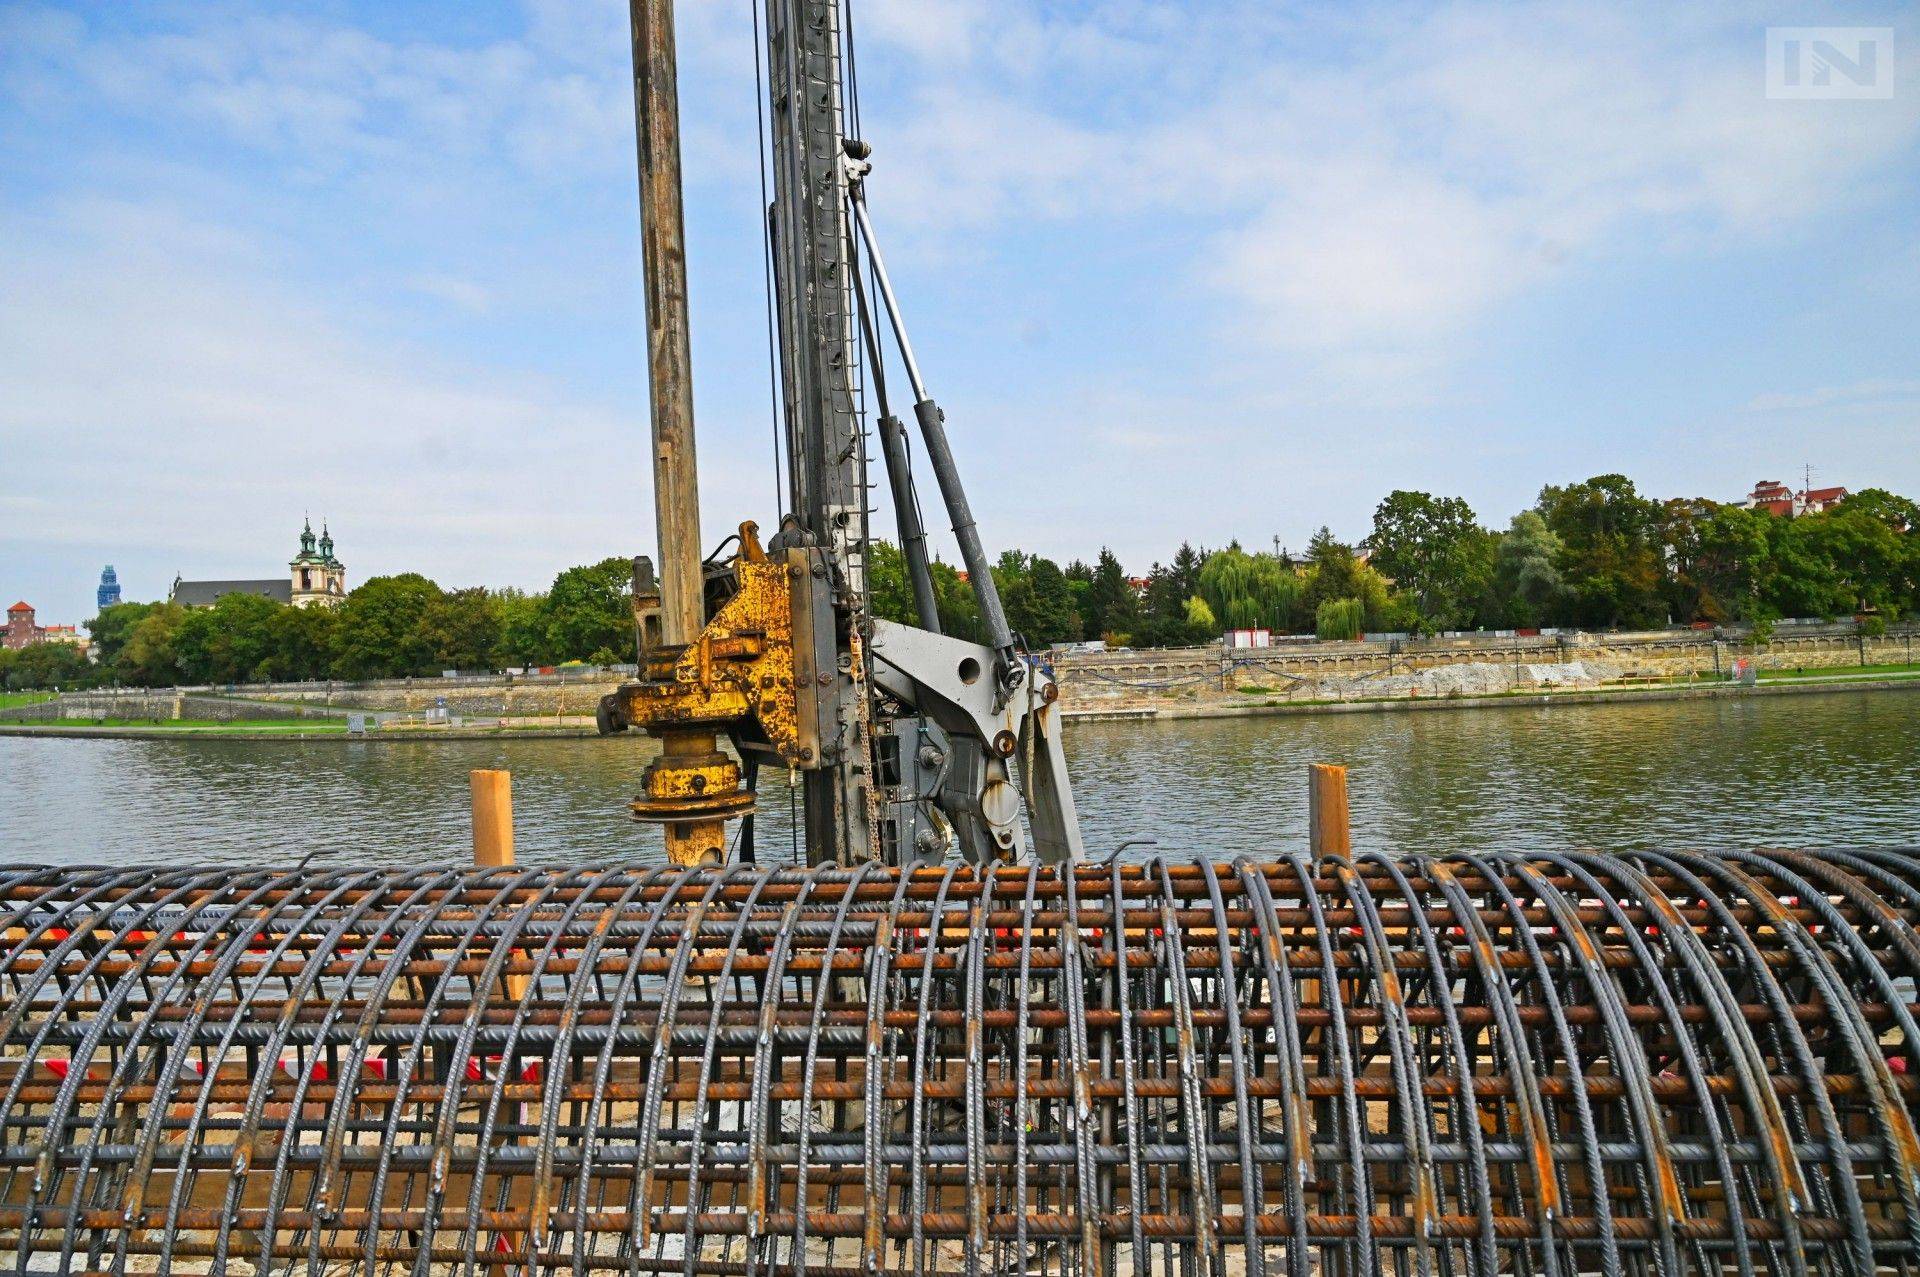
[25,625,1911,721]
[1056,628,1919,709]
[243,681,611,718]
[0,692,345,723]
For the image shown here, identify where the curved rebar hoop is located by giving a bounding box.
[0,850,1915,1274]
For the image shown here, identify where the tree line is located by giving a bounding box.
[5,473,1914,691]
[1,558,638,690]
[869,474,1920,647]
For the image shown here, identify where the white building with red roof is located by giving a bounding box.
[1740,479,1849,518]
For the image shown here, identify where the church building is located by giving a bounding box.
[170,520,348,610]
[291,521,348,607]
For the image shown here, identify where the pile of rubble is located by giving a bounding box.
[1316,658,1627,699]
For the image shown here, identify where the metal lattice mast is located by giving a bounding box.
[766,0,876,860]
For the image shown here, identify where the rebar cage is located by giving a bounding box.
[0,850,1916,1275]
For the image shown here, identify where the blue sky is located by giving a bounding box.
[2,0,1916,626]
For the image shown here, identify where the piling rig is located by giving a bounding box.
[7,4,1914,1274]
[597,0,1080,869]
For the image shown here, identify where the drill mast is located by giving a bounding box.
[764,0,876,857]
[608,0,1080,868]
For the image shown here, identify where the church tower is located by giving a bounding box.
[290,519,348,608]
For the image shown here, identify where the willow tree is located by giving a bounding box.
[1316,597,1365,641]
[1198,547,1303,633]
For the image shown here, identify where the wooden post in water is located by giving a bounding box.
[469,767,527,1258]
[1308,763,1350,858]
[471,769,515,867]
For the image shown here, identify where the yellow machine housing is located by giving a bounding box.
[606,522,825,863]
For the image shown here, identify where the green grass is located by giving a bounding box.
[10,718,350,733]
[1760,661,1920,680]
[0,691,56,708]
[0,718,600,738]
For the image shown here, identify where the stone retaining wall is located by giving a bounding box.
[1056,631,1919,705]
[0,693,343,723]
[45,626,1911,718]
[249,683,613,717]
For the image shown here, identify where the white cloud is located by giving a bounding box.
[406,273,493,314]
[850,2,1920,369]
[2,3,632,188]
[855,0,985,61]
[1210,163,1527,350]
[30,0,1903,373]
[0,199,764,596]
[3,0,1916,607]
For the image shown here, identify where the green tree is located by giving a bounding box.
[1838,488,1920,533]
[492,588,550,667]
[332,574,443,679]
[1536,474,1666,628]
[1169,543,1205,601]
[1496,511,1565,626]
[1198,547,1303,634]
[1663,501,1772,623]
[1368,491,1487,631]
[1456,526,1502,628]
[1135,556,1216,647]
[260,603,340,681]
[867,540,916,626]
[931,558,984,643]
[1353,565,1404,632]
[1060,560,1094,638]
[990,549,1032,596]
[542,558,634,662]
[1001,555,1081,646]
[420,588,504,671]
[189,592,282,683]
[1315,598,1364,641]
[1658,498,1711,622]
[1778,507,1908,619]
[3,642,93,690]
[990,550,1033,638]
[1763,514,1849,621]
[119,604,188,686]
[1026,556,1083,647]
[1300,527,1361,614]
[1184,595,1217,632]
[1083,548,1138,641]
[1831,491,1918,616]
[86,601,163,671]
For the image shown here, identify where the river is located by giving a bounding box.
[1,688,1914,868]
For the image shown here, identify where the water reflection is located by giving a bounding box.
[1,689,1914,869]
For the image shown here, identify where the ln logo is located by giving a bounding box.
[1767,27,1895,99]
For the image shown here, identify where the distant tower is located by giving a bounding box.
[289,518,348,608]
[4,602,37,651]
[97,565,122,611]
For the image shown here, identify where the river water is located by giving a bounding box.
[1,688,1914,868]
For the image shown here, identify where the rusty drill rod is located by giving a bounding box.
[629,0,703,648]
[627,0,732,865]
[0,849,1918,1274]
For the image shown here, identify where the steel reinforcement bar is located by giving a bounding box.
[0,849,1916,1275]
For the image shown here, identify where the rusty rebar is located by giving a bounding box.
[0,849,1915,1274]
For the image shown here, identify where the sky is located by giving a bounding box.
[2,0,1916,626]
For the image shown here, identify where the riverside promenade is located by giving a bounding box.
[3,620,1915,738]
